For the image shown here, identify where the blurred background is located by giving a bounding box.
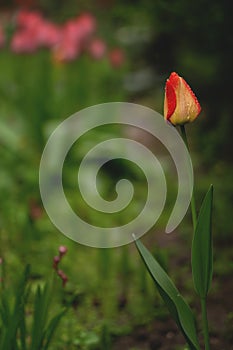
[0,1,232,349]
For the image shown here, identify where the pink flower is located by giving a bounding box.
[11,10,97,60]
[57,269,68,287]
[50,19,83,63]
[52,247,68,287]
[61,13,95,48]
[53,256,60,270]
[59,246,68,257]
[16,10,43,30]
[11,29,39,53]
[76,13,96,40]
[108,48,125,68]
[11,11,41,53]
[88,38,106,60]
[63,19,83,43]
[29,199,43,221]
[36,21,61,48]
[12,10,62,52]
[52,39,80,63]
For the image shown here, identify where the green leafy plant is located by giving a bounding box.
[135,72,213,350]
[0,264,66,350]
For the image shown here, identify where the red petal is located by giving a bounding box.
[165,79,177,120]
[168,72,180,89]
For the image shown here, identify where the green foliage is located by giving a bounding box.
[100,323,111,350]
[134,239,200,350]
[72,330,99,349]
[192,186,213,298]
[0,51,126,152]
[0,266,66,350]
[0,265,30,350]
[0,2,231,348]
[30,280,66,350]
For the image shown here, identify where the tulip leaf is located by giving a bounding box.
[135,239,200,350]
[192,185,213,298]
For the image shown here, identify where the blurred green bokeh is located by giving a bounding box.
[0,1,232,348]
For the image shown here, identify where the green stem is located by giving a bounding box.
[180,125,197,230]
[180,125,211,349]
[201,298,210,350]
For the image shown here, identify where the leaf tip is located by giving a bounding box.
[209,184,214,194]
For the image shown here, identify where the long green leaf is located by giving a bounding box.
[30,277,53,350]
[192,185,213,298]
[43,309,67,350]
[0,265,30,350]
[30,284,47,350]
[135,239,200,350]
[18,284,30,350]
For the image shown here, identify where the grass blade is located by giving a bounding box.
[43,309,67,350]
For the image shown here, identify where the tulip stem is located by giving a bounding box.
[180,125,197,230]
[180,125,211,350]
[201,297,211,350]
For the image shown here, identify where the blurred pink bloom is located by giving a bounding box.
[16,10,43,29]
[52,247,68,286]
[52,39,80,63]
[57,269,68,287]
[54,12,96,62]
[88,38,106,60]
[61,13,96,47]
[36,21,61,47]
[12,10,62,52]
[0,25,5,48]
[108,48,125,68]
[10,10,100,62]
[76,13,96,40]
[59,245,68,257]
[53,256,60,270]
[63,19,82,43]
[11,29,39,53]
[29,199,43,221]
[0,257,3,265]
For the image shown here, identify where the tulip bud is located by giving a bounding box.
[164,72,201,125]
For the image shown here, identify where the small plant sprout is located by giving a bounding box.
[53,246,68,287]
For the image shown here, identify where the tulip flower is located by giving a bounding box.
[164,72,201,125]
